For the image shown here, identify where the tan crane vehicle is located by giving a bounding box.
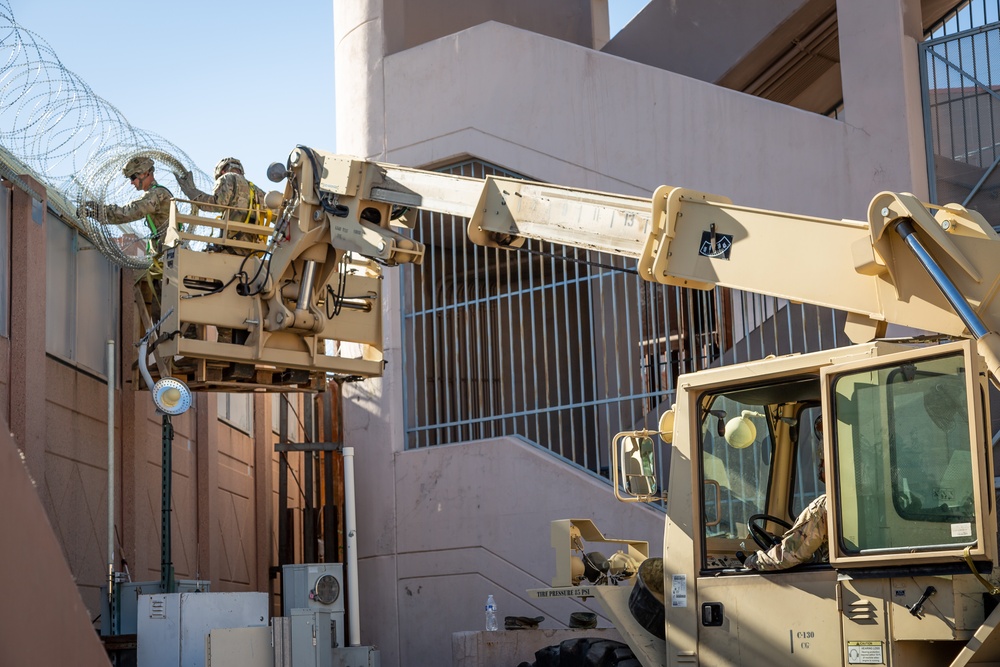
[143,147,1000,666]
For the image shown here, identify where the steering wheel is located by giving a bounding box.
[747,514,793,551]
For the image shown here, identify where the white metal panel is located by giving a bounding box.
[205,627,272,667]
[137,592,268,667]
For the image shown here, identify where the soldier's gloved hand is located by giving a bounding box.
[80,200,99,218]
[742,553,759,570]
[174,170,194,190]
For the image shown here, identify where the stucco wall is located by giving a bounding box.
[336,2,929,665]
[603,0,811,84]
[352,436,665,667]
[378,20,920,221]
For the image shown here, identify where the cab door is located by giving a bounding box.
[820,340,994,666]
[822,340,994,569]
[695,384,841,666]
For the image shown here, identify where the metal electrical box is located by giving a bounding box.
[136,592,268,667]
[281,563,345,615]
[333,646,382,667]
[291,609,338,667]
[100,579,210,636]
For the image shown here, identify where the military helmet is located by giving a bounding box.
[214,157,244,179]
[122,156,154,178]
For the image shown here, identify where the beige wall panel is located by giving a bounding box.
[383,0,598,54]
[603,0,810,83]
[380,22,912,221]
[348,436,665,662]
[0,421,111,667]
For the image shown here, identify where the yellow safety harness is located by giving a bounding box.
[220,180,273,246]
[144,183,172,281]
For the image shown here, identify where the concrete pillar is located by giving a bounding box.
[334,0,388,158]
[9,178,47,480]
[837,0,929,198]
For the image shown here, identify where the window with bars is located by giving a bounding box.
[401,160,731,481]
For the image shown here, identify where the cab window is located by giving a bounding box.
[701,394,773,541]
[831,351,976,554]
[791,404,824,517]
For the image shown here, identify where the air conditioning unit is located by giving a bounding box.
[281,563,345,615]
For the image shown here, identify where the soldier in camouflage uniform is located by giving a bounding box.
[174,157,266,253]
[743,495,828,570]
[82,156,173,254]
[744,416,828,571]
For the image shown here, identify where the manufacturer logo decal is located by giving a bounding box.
[699,230,733,259]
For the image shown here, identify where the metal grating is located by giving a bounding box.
[921,4,1000,228]
[401,160,848,499]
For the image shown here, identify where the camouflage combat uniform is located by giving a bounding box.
[745,494,828,571]
[102,183,173,253]
[178,172,266,249]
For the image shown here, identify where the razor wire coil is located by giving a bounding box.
[0,0,214,269]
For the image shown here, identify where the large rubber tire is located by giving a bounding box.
[523,638,639,667]
[628,557,666,640]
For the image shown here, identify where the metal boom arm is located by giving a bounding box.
[469,176,1000,362]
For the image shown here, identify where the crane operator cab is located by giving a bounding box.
[692,340,993,665]
[610,338,997,666]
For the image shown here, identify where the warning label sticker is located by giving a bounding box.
[846,641,884,664]
[670,574,687,608]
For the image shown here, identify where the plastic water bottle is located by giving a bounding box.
[485,594,498,631]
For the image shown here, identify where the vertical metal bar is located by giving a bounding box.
[107,339,115,614]
[323,386,336,563]
[343,447,361,646]
[455,207,471,441]
[303,397,315,564]
[499,245,511,434]
[278,395,289,567]
[922,41,939,204]
[417,218,430,448]
[482,241,497,438]
[516,242,530,441]
[469,175,488,439]
[537,245,553,456]
[586,249,602,462]
[429,210,443,445]
[600,257,616,472]
[160,414,175,593]
[618,260,636,472]
[570,248,594,456]
[402,261,413,449]
[559,248,574,450]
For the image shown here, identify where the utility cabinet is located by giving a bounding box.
[136,592,268,667]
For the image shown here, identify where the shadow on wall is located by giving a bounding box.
[0,421,111,666]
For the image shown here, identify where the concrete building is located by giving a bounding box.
[333,1,997,666]
[2,0,999,665]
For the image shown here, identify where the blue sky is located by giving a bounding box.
[9,1,648,187]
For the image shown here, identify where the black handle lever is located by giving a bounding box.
[907,585,937,617]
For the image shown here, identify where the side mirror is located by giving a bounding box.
[611,431,658,503]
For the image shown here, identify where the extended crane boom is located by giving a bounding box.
[470,176,1000,372]
[140,150,1000,394]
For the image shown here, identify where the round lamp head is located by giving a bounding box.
[152,377,193,415]
[724,411,759,449]
[658,408,675,444]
